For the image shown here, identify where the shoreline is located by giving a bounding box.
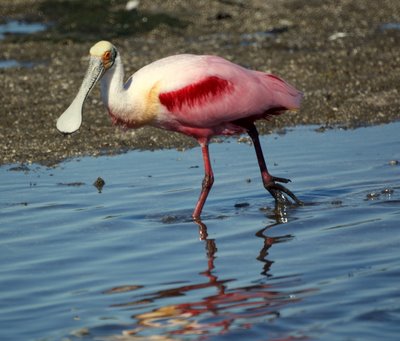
[1,0,399,166]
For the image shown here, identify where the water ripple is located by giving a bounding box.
[0,124,399,340]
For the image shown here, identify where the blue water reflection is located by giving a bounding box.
[0,124,399,340]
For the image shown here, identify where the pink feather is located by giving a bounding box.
[58,41,304,219]
[153,55,302,138]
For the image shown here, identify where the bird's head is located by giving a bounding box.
[56,40,117,134]
[89,40,117,70]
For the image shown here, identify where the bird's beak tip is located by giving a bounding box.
[56,127,78,136]
[56,115,82,135]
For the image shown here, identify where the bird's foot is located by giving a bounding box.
[264,177,303,206]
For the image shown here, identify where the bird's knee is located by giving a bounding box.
[202,174,214,190]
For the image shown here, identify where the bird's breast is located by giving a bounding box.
[105,81,162,129]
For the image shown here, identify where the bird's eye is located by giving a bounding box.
[104,51,111,60]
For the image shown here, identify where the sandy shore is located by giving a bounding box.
[1,0,399,165]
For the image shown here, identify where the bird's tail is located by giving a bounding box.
[261,73,303,111]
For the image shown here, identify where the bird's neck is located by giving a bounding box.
[101,55,127,114]
[100,55,157,129]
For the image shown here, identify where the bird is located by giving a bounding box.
[57,40,303,220]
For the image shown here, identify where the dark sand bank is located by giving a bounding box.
[1,0,399,165]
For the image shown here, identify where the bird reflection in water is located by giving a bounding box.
[100,210,312,340]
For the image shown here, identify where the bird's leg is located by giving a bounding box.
[192,140,214,220]
[247,123,302,205]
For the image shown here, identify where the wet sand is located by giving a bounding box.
[1,0,399,165]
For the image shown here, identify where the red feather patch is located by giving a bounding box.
[159,76,233,111]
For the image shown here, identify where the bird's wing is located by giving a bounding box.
[153,55,301,129]
[159,75,234,114]
[155,56,258,127]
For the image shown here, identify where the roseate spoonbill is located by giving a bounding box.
[57,40,303,219]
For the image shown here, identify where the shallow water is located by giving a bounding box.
[0,60,39,69]
[1,123,399,341]
[0,20,48,69]
[0,20,47,39]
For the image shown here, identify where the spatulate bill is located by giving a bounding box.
[56,56,105,134]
